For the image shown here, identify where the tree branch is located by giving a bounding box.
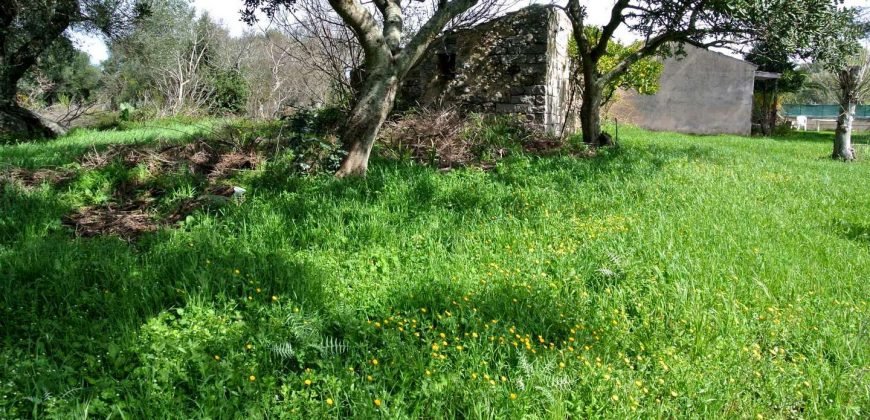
[328,0,385,59]
[591,0,630,60]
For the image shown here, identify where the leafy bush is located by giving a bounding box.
[773,121,795,136]
[119,103,135,122]
[208,69,249,116]
[287,106,345,136]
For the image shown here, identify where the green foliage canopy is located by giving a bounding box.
[18,38,102,106]
[568,27,664,105]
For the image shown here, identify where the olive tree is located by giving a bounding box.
[564,0,863,146]
[830,50,869,160]
[243,0,506,177]
[1,0,141,139]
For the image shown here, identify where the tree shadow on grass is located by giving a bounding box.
[771,130,870,145]
[0,139,707,416]
[246,142,699,225]
[0,125,211,169]
[832,219,870,246]
[0,186,330,415]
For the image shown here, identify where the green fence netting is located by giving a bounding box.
[782,104,870,118]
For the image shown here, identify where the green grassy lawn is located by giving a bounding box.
[1,123,868,418]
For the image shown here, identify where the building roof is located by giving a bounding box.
[754,71,782,80]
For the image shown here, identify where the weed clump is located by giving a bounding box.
[379,108,566,169]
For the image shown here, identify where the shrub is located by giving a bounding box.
[772,121,795,136]
[287,106,345,136]
[208,69,249,116]
[218,119,345,176]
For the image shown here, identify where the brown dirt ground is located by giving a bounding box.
[5,137,260,240]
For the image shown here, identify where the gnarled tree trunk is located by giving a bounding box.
[833,66,859,161]
[336,69,400,177]
[834,99,856,160]
[0,75,63,140]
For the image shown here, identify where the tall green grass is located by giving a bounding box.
[0,124,867,418]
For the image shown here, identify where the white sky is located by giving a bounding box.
[75,0,869,65]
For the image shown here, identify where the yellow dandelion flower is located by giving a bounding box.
[304,379,312,386]
[246,343,253,350]
[510,393,517,400]
[611,395,619,402]
[367,375,373,381]
[249,375,256,382]
[234,269,240,275]
[374,399,382,407]
[214,355,221,361]
[326,398,334,406]
[670,390,678,397]
[271,295,278,301]
[371,359,379,366]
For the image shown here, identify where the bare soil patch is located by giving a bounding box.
[80,139,262,179]
[0,167,77,189]
[8,137,262,240]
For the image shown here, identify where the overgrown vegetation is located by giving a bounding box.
[1,120,867,417]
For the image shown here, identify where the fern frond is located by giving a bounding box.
[316,336,348,356]
[271,341,296,359]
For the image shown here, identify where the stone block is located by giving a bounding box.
[527,85,546,95]
[496,103,533,114]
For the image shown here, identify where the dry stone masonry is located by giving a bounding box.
[400,5,575,134]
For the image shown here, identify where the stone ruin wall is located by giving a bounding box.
[543,10,574,134]
[399,6,574,135]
